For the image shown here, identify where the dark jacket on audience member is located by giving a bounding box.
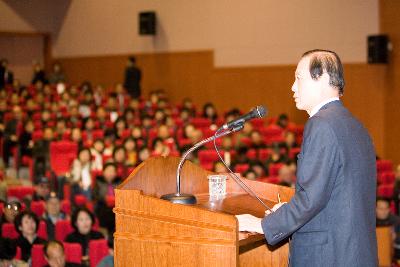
[45,263,84,267]
[43,212,67,241]
[64,230,104,256]
[15,235,46,262]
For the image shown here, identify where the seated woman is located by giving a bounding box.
[64,207,104,263]
[14,211,46,262]
[70,148,92,201]
[93,163,121,235]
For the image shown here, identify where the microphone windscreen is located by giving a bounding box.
[255,105,267,118]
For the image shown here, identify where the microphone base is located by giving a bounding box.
[160,193,197,205]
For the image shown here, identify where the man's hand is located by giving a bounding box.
[235,214,264,234]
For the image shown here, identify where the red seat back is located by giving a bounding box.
[269,163,284,176]
[64,242,82,264]
[89,239,109,267]
[55,220,74,241]
[32,244,47,267]
[7,186,35,200]
[30,201,45,218]
[2,223,18,239]
[49,141,78,176]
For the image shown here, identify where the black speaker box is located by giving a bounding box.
[139,11,156,35]
[368,35,389,64]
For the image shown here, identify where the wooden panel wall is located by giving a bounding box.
[56,51,386,159]
[380,0,400,165]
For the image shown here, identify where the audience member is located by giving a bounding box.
[64,208,104,261]
[44,240,83,267]
[18,119,34,161]
[376,197,400,260]
[123,56,141,99]
[202,102,218,123]
[48,62,66,85]
[0,199,21,236]
[43,193,67,241]
[32,177,51,201]
[277,163,296,187]
[90,139,105,172]
[2,105,23,167]
[276,113,289,129]
[123,137,137,166]
[0,58,14,89]
[14,211,46,262]
[0,237,28,267]
[213,161,228,173]
[93,163,120,235]
[393,164,400,215]
[31,62,47,85]
[70,148,92,201]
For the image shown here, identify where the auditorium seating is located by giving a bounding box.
[31,243,82,267]
[89,239,109,267]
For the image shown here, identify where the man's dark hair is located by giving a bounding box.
[376,196,391,206]
[43,240,64,257]
[103,162,117,172]
[302,49,345,95]
[14,211,40,235]
[129,56,136,64]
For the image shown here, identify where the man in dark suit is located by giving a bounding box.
[0,59,14,89]
[123,56,142,99]
[237,50,377,266]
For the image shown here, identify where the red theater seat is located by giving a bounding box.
[89,239,109,267]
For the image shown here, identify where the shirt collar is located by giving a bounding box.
[309,97,340,117]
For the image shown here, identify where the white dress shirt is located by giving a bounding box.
[309,97,340,117]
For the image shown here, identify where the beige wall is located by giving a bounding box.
[53,0,378,65]
[0,0,375,66]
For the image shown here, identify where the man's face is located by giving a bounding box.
[45,245,66,267]
[4,203,20,222]
[291,56,323,113]
[46,198,61,217]
[376,200,390,220]
[36,183,50,198]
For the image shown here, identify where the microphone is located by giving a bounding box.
[223,105,267,130]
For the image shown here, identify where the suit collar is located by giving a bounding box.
[317,99,342,113]
[309,97,341,117]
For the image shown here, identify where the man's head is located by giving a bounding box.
[292,49,344,115]
[376,197,391,220]
[46,192,61,217]
[3,200,21,223]
[35,177,50,199]
[44,240,66,267]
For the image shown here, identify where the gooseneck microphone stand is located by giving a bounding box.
[160,124,244,204]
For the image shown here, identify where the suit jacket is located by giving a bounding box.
[123,66,141,98]
[261,100,377,266]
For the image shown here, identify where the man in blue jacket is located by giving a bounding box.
[237,49,377,266]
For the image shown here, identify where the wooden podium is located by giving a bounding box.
[114,156,294,266]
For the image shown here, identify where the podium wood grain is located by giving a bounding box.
[114,156,294,266]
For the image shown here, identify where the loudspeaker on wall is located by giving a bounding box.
[368,35,389,64]
[139,11,156,35]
